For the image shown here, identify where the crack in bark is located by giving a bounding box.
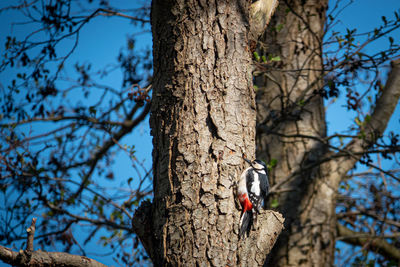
[206,105,224,141]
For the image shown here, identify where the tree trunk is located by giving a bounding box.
[131,0,284,266]
[255,0,335,266]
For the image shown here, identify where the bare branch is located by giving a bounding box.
[0,245,107,267]
[0,1,36,13]
[338,210,400,229]
[337,223,400,262]
[333,59,400,179]
[97,8,150,23]
[0,217,107,267]
[69,102,151,201]
[26,218,37,253]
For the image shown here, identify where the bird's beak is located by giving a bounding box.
[244,158,252,165]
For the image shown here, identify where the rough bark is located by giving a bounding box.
[131,0,284,266]
[256,0,333,266]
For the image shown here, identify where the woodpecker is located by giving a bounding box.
[237,158,269,238]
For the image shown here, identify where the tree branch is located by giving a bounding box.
[239,210,285,266]
[0,246,107,267]
[0,217,107,267]
[97,8,150,23]
[337,223,400,262]
[26,218,37,253]
[338,210,400,228]
[249,0,279,41]
[69,102,151,201]
[333,59,400,178]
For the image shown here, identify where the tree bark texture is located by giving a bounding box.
[136,0,284,266]
[255,0,334,266]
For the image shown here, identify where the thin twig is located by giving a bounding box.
[26,217,37,252]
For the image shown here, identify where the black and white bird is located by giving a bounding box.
[237,158,269,238]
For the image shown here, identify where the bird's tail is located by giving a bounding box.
[239,210,253,238]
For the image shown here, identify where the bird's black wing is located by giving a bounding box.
[259,171,269,208]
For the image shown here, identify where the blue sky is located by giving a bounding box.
[0,0,399,266]
[0,1,153,266]
[325,0,400,135]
